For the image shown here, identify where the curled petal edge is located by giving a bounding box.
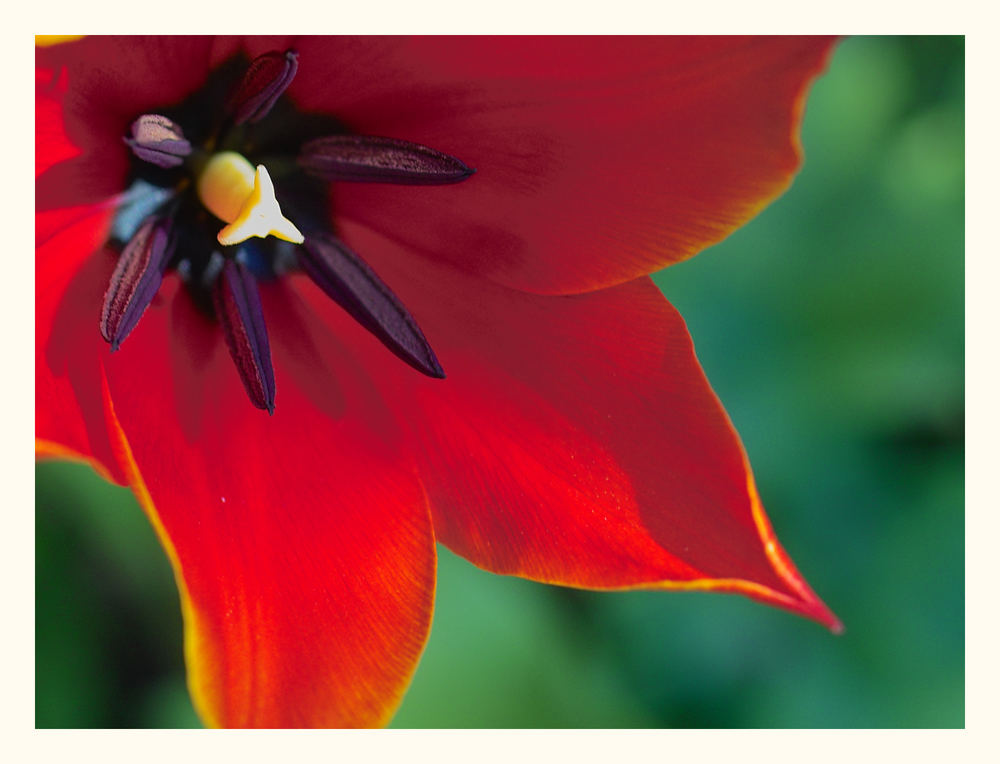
[95,365,219,728]
[36,438,117,485]
[38,363,438,727]
[529,456,843,634]
[738,458,843,633]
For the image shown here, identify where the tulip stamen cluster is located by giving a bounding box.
[102,49,470,413]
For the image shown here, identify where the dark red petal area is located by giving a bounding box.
[329,222,839,630]
[99,278,435,727]
[286,36,836,294]
[36,209,125,483]
[36,60,125,481]
[36,66,76,179]
[35,36,241,210]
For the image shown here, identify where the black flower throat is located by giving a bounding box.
[102,50,474,413]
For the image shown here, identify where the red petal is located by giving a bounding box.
[36,66,76,178]
[288,36,836,294]
[328,221,839,630]
[36,205,126,482]
[100,279,435,727]
[36,59,126,481]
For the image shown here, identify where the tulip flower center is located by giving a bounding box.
[103,48,473,413]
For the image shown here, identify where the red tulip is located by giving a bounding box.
[36,35,841,728]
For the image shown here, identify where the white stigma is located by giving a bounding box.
[196,150,304,246]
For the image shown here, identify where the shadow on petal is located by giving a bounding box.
[259,280,355,425]
[168,280,223,444]
[36,150,129,211]
[44,245,125,482]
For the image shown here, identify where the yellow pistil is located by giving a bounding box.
[196,151,304,247]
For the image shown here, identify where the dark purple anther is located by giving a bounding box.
[298,135,475,185]
[299,234,445,379]
[212,259,276,413]
[101,218,173,351]
[124,114,192,168]
[228,49,299,126]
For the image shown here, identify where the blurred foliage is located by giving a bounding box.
[36,36,964,728]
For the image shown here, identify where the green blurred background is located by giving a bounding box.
[35,36,964,728]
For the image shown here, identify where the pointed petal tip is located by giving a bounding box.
[779,585,842,633]
[811,599,844,635]
[773,574,842,634]
[655,575,841,634]
[739,465,842,634]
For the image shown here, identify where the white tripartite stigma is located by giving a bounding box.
[196,150,304,246]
